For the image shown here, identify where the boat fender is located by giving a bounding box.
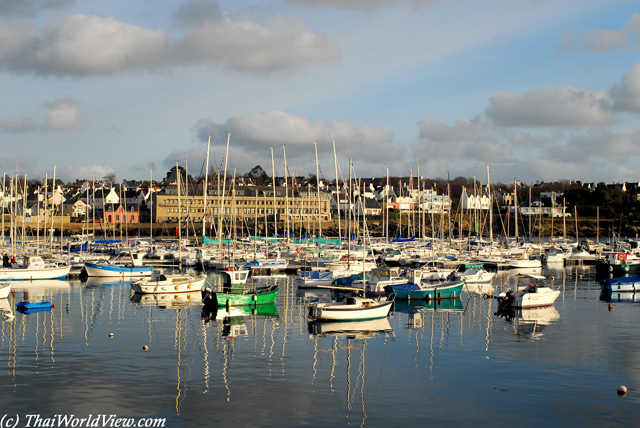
[252,294,258,301]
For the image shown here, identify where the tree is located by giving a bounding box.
[247,165,269,185]
[165,165,193,183]
[103,172,117,186]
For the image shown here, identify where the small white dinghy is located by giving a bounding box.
[308,294,395,322]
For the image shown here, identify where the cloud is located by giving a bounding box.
[610,63,640,113]
[0,115,38,132]
[0,12,340,78]
[557,13,640,52]
[289,0,439,11]
[189,111,402,178]
[0,0,75,18]
[175,14,340,76]
[412,117,510,162]
[57,164,116,181]
[44,96,86,131]
[172,0,224,28]
[486,87,615,128]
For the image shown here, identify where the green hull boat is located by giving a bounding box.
[202,283,279,307]
[385,280,464,301]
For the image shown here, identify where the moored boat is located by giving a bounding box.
[600,275,640,293]
[83,251,153,278]
[494,273,560,309]
[0,255,71,281]
[201,282,279,307]
[307,294,395,322]
[130,273,207,294]
[459,267,495,284]
[384,278,464,301]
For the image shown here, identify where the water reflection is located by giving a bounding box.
[2,268,640,426]
[130,290,202,308]
[495,305,561,339]
[308,317,393,338]
[599,290,640,303]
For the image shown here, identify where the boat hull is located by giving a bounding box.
[386,280,464,300]
[600,276,640,292]
[84,262,153,278]
[310,299,394,321]
[0,281,11,299]
[0,265,71,281]
[206,285,279,307]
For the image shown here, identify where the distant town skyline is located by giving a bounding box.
[2,1,639,185]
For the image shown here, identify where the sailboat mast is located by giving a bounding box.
[316,141,323,238]
[283,145,289,244]
[177,161,182,270]
[332,140,341,243]
[271,147,277,241]
[514,178,518,242]
[487,166,493,245]
[386,168,389,243]
[218,133,231,250]
[203,137,210,241]
[149,165,153,244]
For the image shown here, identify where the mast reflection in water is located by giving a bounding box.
[0,268,639,426]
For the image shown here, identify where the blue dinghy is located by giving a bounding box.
[16,301,53,309]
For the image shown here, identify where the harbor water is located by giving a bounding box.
[1,266,639,427]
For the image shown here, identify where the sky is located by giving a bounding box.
[1,0,640,186]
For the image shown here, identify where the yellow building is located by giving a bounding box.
[154,184,332,226]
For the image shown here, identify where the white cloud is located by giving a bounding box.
[0,115,38,132]
[412,117,510,162]
[0,12,339,78]
[486,87,615,128]
[557,13,640,53]
[44,96,86,131]
[189,111,402,178]
[610,63,640,113]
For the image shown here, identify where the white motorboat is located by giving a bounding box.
[308,294,394,322]
[0,255,71,281]
[495,273,560,308]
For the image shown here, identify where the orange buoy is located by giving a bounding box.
[608,303,613,311]
[109,333,114,338]
[143,345,149,351]
[617,385,627,396]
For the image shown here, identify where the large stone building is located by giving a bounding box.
[154,184,332,226]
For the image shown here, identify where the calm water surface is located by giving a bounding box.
[1,266,639,427]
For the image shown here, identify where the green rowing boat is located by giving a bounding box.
[202,283,279,307]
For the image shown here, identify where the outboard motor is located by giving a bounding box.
[497,290,516,307]
[201,285,215,306]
